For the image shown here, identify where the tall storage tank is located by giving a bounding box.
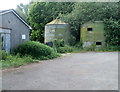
[45,19,70,45]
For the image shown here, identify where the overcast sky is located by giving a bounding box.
[0,0,118,10]
[0,0,30,10]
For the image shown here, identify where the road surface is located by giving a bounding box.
[2,52,118,90]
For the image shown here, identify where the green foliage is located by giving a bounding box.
[16,2,119,48]
[71,47,84,53]
[68,35,76,46]
[28,2,74,42]
[0,50,8,60]
[106,46,120,51]
[61,2,119,42]
[97,46,120,51]
[104,18,120,47]
[1,54,38,69]
[13,41,59,59]
[28,2,119,45]
[74,40,83,48]
[53,39,73,53]
[0,41,60,69]
[57,46,73,53]
[30,30,42,41]
[53,39,65,48]
[16,3,29,22]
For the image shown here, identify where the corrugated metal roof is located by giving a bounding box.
[46,19,68,25]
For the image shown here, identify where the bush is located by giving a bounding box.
[30,30,44,42]
[104,18,120,47]
[68,35,76,46]
[74,40,83,48]
[53,39,65,48]
[13,41,58,59]
[57,46,73,53]
[53,39,73,53]
[0,50,9,60]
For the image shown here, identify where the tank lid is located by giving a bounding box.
[46,19,68,25]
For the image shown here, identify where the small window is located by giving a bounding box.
[96,42,102,45]
[87,28,92,31]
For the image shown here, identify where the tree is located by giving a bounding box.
[28,2,119,47]
[104,18,120,47]
[16,3,29,22]
[61,2,119,43]
[28,2,74,43]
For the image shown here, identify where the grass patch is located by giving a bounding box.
[71,47,87,53]
[0,41,61,69]
[0,50,60,69]
[56,46,73,53]
[71,46,120,53]
[0,54,60,70]
[0,54,39,69]
[94,46,120,52]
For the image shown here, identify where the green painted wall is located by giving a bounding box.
[81,21,105,47]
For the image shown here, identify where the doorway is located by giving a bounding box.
[0,28,11,53]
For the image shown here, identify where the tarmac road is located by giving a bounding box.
[2,52,118,90]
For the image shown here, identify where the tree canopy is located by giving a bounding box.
[16,3,29,22]
[61,2,119,44]
[16,2,120,47]
[28,2,74,42]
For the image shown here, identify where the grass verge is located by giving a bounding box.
[0,54,39,69]
[0,52,60,70]
[71,46,120,53]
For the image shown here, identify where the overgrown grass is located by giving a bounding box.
[0,41,61,69]
[95,46,120,52]
[56,46,73,53]
[71,46,120,53]
[0,54,39,69]
[0,54,60,69]
[1,42,119,70]
[53,39,73,53]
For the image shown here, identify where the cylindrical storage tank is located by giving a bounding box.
[45,19,70,45]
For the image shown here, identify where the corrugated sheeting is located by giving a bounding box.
[46,19,68,25]
[45,19,70,45]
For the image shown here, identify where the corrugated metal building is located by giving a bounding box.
[45,19,70,45]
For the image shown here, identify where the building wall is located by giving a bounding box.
[45,24,70,45]
[81,21,105,47]
[0,12,30,49]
